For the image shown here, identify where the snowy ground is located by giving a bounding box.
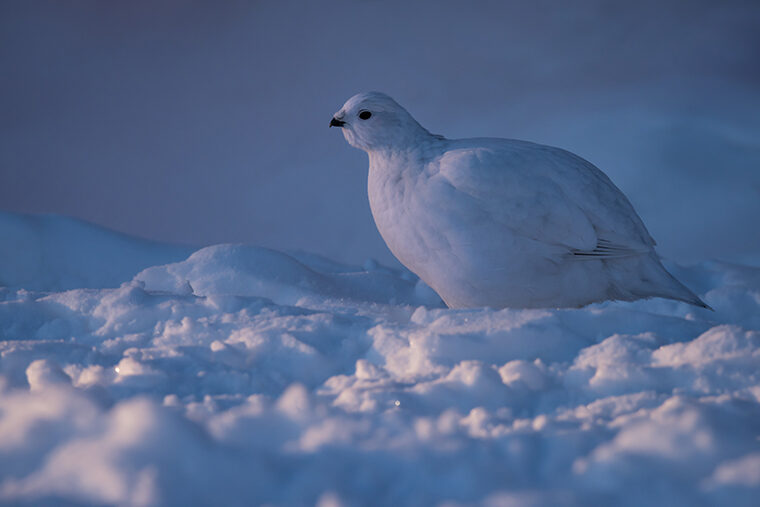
[1,211,759,506]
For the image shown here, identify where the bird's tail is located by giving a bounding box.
[611,253,713,310]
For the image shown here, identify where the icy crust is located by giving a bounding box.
[0,243,759,505]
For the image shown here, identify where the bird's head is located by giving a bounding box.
[330,92,432,152]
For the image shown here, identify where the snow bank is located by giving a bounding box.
[0,212,759,506]
[0,211,192,291]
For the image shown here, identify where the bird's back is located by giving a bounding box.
[437,137,656,250]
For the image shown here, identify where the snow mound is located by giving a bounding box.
[0,211,192,291]
[135,244,442,306]
[0,211,759,506]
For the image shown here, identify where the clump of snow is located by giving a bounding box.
[25,359,71,391]
[1,212,759,506]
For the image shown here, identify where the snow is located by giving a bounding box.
[1,212,759,506]
[0,211,193,292]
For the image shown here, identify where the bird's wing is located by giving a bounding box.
[433,139,655,258]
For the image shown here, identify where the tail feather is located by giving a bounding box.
[663,280,713,310]
[610,253,712,310]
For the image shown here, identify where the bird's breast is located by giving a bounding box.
[367,155,435,272]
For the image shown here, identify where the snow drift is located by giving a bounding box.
[0,212,759,506]
[0,211,193,291]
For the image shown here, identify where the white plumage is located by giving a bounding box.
[331,92,708,309]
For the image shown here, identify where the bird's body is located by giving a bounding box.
[331,92,708,309]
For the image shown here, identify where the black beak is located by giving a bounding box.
[330,117,345,128]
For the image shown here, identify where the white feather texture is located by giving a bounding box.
[332,92,708,309]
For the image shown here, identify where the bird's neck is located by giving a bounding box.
[366,134,446,232]
[367,132,446,173]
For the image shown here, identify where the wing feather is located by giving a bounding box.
[433,139,655,258]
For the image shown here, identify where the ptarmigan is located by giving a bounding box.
[330,91,708,309]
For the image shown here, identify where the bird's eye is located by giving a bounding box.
[358,110,372,120]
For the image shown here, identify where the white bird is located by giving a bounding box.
[330,92,709,310]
